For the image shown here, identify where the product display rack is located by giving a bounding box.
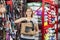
[27,0,58,40]
[0,0,58,40]
[42,0,58,40]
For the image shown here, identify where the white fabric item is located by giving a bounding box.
[21,34,35,39]
[31,18,38,24]
[10,36,13,40]
[39,7,50,12]
[21,30,39,39]
[32,14,38,24]
[58,16,60,20]
[58,8,60,13]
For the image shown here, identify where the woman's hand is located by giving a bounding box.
[34,24,39,34]
[14,18,21,23]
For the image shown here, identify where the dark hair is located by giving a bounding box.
[25,7,33,17]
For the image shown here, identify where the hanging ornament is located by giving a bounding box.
[44,21,48,26]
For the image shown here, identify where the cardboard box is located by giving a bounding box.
[21,22,36,35]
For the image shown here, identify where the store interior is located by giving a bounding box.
[0,0,59,40]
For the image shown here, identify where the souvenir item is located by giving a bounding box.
[44,21,48,26]
[6,31,10,40]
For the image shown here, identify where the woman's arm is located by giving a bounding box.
[14,18,26,23]
[34,24,39,33]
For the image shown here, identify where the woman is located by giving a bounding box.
[15,8,39,40]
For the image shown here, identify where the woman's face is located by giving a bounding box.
[26,9,33,17]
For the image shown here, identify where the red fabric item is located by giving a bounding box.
[6,0,13,12]
[44,0,54,5]
[27,0,42,2]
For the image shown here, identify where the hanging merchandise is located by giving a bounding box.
[27,2,42,12]
[54,24,57,29]
[0,17,3,40]
[44,33,50,40]
[48,28,55,34]
[36,10,42,16]
[42,0,58,40]
[47,7,56,25]
[5,15,12,40]
[44,21,48,26]
[48,28,56,40]
[51,10,56,16]
[51,10,56,24]
[6,30,10,40]
[44,27,56,40]
[11,30,16,40]
[51,17,55,24]
[11,20,15,30]
[44,11,48,27]
[38,16,42,24]
[49,36,55,40]
[27,2,42,15]
[6,15,11,29]
[36,9,42,24]
[5,0,13,13]
[27,2,42,16]
[44,15,48,22]
[6,4,10,15]
[27,2,42,24]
